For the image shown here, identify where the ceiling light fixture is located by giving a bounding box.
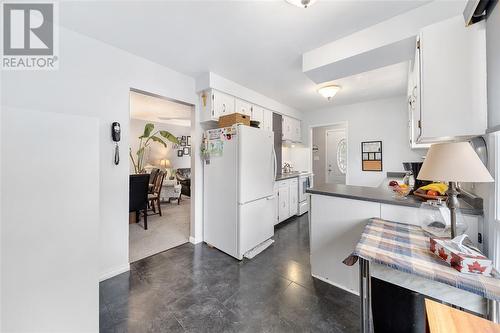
[286,0,317,9]
[317,85,341,101]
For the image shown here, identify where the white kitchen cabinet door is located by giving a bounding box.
[289,179,298,216]
[213,90,235,118]
[278,182,290,222]
[418,15,486,142]
[235,98,252,117]
[251,105,264,124]
[408,52,430,149]
[282,116,293,141]
[293,118,302,143]
[274,183,279,225]
[263,109,273,132]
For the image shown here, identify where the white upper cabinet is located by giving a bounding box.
[415,16,487,143]
[251,105,264,123]
[200,89,235,122]
[408,55,430,149]
[263,108,273,132]
[235,98,252,117]
[251,105,273,132]
[282,116,301,143]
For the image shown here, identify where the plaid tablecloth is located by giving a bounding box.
[343,218,500,302]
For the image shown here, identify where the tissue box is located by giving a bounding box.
[430,237,493,276]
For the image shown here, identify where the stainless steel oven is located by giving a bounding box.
[298,173,313,215]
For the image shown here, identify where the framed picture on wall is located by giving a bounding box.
[183,147,191,156]
[177,150,183,157]
[361,141,383,171]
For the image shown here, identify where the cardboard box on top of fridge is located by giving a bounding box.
[430,235,493,276]
[219,113,250,128]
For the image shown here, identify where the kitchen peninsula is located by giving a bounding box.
[306,179,486,314]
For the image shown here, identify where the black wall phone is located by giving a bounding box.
[112,122,121,165]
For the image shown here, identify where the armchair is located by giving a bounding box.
[176,168,191,198]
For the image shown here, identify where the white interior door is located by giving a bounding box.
[326,129,347,184]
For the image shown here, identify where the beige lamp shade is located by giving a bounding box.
[159,159,171,168]
[417,142,494,183]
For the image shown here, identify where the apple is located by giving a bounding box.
[427,190,438,197]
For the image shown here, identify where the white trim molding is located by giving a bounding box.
[99,264,130,282]
[189,236,202,244]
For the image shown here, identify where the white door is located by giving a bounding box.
[419,16,486,140]
[326,129,347,184]
[235,98,252,116]
[278,183,290,222]
[263,109,273,132]
[251,105,264,123]
[289,179,298,216]
[238,126,274,203]
[214,91,235,117]
[274,183,279,225]
[282,116,292,141]
[239,197,275,256]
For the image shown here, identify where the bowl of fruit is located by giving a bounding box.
[389,181,411,200]
[413,183,448,201]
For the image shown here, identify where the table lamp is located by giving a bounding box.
[159,159,171,171]
[417,142,494,238]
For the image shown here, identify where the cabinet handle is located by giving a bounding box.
[222,103,226,113]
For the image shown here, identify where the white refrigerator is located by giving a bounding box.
[204,125,276,260]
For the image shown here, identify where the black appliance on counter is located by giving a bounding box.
[403,162,431,191]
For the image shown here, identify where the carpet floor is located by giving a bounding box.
[129,197,190,263]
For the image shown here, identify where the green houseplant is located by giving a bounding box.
[130,123,179,174]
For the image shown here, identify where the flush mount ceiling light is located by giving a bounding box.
[286,0,317,8]
[317,85,341,101]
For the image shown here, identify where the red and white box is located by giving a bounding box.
[430,235,493,276]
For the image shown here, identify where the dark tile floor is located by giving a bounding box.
[100,214,360,332]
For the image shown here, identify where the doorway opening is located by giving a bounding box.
[311,122,348,185]
[128,89,194,263]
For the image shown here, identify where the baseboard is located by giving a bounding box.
[189,236,202,244]
[311,273,360,296]
[99,263,130,282]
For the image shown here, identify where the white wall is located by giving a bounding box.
[302,97,425,187]
[282,146,310,172]
[487,2,500,130]
[129,119,191,173]
[1,26,199,286]
[1,108,100,332]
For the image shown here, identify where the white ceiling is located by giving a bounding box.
[130,91,192,127]
[60,1,429,111]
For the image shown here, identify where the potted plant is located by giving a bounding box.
[129,123,179,174]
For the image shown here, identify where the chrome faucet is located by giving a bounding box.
[283,163,292,174]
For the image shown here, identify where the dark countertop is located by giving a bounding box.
[275,172,302,181]
[306,182,483,216]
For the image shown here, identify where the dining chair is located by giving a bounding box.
[129,174,150,230]
[148,170,165,216]
[148,168,159,194]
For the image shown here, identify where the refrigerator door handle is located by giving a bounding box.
[272,145,277,180]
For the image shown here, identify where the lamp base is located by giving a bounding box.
[446,182,459,238]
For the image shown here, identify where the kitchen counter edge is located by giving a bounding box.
[306,184,483,216]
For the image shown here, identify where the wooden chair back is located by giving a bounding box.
[153,171,165,195]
